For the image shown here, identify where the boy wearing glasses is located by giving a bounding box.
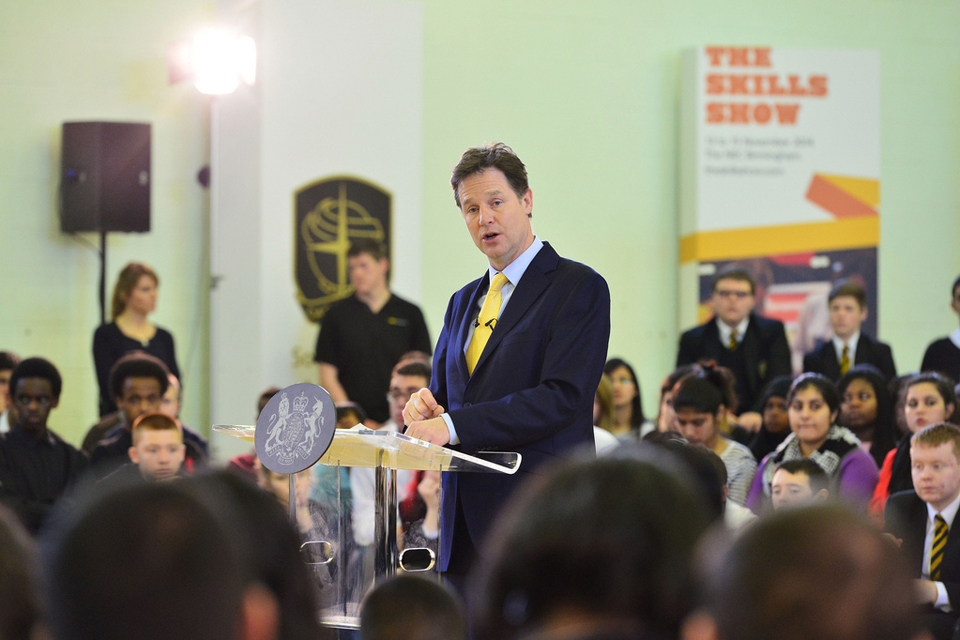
[0,357,87,534]
[677,264,791,432]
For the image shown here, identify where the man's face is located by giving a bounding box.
[389,374,429,426]
[458,168,534,271]
[348,253,389,297]
[129,430,185,481]
[770,469,818,510]
[911,442,960,512]
[711,278,755,327]
[829,295,867,340]
[117,377,163,426]
[0,369,12,411]
[13,377,57,433]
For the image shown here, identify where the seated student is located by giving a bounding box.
[0,351,21,434]
[101,412,187,485]
[604,357,647,439]
[884,423,960,640]
[399,470,441,554]
[686,504,925,640]
[871,372,959,516]
[88,353,206,478]
[656,364,697,433]
[360,574,467,640]
[922,275,960,383]
[746,373,879,514]
[672,364,757,506]
[803,279,896,382]
[747,376,793,462]
[770,458,829,510]
[838,365,899,469]
[0,357,87,535]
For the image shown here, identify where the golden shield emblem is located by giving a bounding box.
[294,176,391,322]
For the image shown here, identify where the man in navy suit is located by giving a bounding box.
[885,423,960,640]
[403,143,610,580]
[676,265,791,432]
[803,279,896,382]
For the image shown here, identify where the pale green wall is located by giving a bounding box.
[0,1,214,444]
[419,0,960,415]
[2,0,958,442]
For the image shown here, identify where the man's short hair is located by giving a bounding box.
[108,352,170,401]
[704,504,921,640]
[0,351,21,372]
[9,357,62,399]
[451,142,529,209]
[347,238,386,261]
[828,278,867,308]
[911,422,960,461]
[131,412,183,445]
[775,458,829,494]
[360,574,467,640]
[473,457,709,639]
[45,483,248,640]
[710,264,756,295]
[952,274,960,299]
[395,361,431,382]
[335,401,367,425]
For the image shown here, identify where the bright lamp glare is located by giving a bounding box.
[191,28,257,95]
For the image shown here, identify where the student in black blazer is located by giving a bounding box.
[803,279,896,382]
[884,423,960,640]
[677,265,791,431]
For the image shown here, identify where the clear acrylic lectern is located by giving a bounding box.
[213,425,520,630]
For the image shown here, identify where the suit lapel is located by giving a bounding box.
[740,315,761,390]
[469,243,558,377]
[821,343,841,380]
[854,334,872,366]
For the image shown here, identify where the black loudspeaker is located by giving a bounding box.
[60,121,151,232]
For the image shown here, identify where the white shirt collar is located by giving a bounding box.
[832,331,861,362]
[717,316,750,346]
[927,489,960,529]
[488,235,543,287]
[950,327,960,351]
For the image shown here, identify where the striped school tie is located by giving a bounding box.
[932,514,948,581]
[839,344,851,375]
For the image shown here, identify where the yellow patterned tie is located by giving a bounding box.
[466,273,508,375]
[728,332,738,350]
[932,514,948,580]
[839,344,851,375]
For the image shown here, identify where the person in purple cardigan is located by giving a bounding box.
[746,373,878,514]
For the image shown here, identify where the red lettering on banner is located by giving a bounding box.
[704,102,802,125]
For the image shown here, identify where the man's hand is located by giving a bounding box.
[734,411,763,433]
[915,579,939,605]
[403,388,445,425]
[405,417,451,446]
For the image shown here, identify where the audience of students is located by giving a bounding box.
[4,267,960,640]
[747,373,879,513]
[871,372,959,516]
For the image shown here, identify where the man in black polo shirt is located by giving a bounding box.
[0,357,87,534]
[315,239,432,426]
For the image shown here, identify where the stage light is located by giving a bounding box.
[166,28,257,95]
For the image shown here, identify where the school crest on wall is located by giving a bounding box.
[294,176,391,322]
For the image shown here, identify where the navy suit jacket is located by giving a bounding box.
[885,490,960,610]
[676,312,791,414]
[803,333,897,383]
[429,242,610,570]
